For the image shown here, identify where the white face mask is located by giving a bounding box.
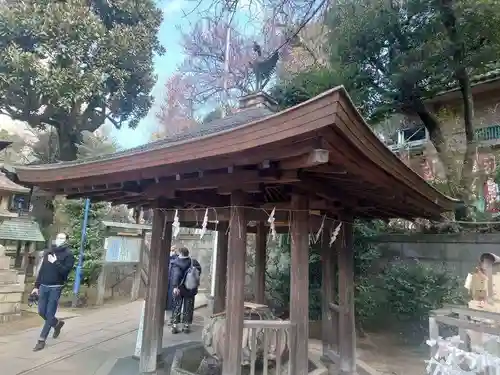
[55,234,67,247]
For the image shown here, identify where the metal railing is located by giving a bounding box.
[475,125,500,142]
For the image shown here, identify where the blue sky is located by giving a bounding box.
[111,0,262,149]
[111,0,191,149]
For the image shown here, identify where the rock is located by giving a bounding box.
[196,356,222,375]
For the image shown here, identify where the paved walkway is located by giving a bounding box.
[1,297,208,375]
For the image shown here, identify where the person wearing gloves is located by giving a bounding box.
[31,233,75,351]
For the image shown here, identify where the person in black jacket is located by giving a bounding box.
[31,233,75,351]
[170,247,201,334]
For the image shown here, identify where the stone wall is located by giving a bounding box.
[374,233,500,277]
[0,244,25,322]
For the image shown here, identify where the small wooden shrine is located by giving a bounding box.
[12,87,457,375]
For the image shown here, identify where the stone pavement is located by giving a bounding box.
[1,296,209,375]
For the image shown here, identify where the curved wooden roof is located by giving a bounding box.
[0,171,29,193]
[14,86,458,220]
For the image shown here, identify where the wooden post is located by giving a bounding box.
[96,226,111,306]
[21,241,31,273]
[338,220,356,375]
[131,229,146,301]
[213,222,229,314]
[290,193,309,375]
[254,222,267,304]
[223,191,247,375]
[139,209,171,374]
[96,265,107,305]
[157,222,172,355]
[321,235,337,356]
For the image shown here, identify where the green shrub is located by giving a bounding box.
[61,199,107,291]
[376,260,464,330]
[263,221,464,341]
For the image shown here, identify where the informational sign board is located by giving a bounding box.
[104,236,141,263]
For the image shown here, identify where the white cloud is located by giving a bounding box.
[0,114,39,143]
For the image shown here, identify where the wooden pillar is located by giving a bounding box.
[157,221,172,355]
[96,226,111,306]
[21,241,31,273]
[321,235,337,357]
[254,222,266,304]
[338,220,356,375]
[130,230,145,301]
[223,191,247,375]
[139,209,171,374]
[213,222,229,314]
[14,241,22,268]
[290,193,309,375]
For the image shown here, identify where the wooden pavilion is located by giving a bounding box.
[12,87,457,375]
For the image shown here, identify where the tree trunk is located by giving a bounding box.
[456,68,475,204]
[437,0,476,208]
[412,97,457,196]
[57,126,79,161]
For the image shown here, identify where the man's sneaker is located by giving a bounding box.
[171,325,180,334]
[53,320,65,339]
[33,340,46,351]
[182,324,190,333]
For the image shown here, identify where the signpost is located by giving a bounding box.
[95,221,151,306]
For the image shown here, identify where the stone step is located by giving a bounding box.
[0,270,21,284]
[0,284,24,293]
[0,291,23,304]
[0,300,21,315]
[0,256,10,270]
[0,311,22,323]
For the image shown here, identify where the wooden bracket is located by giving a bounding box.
[280,149,329,170]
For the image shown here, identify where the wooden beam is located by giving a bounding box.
[144,169,297,196]
[294,176,358,207]
[280,149,329,170]
[223,191,247,375]
[254,222,267,304]
[139,209,170,373]
[262,199,340,212]
[338,219,356,375]
[213,222,229,314]
[290,193,310,375]
[218,183,262,195]
[306,164,348,174]
[158,207,330,225]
